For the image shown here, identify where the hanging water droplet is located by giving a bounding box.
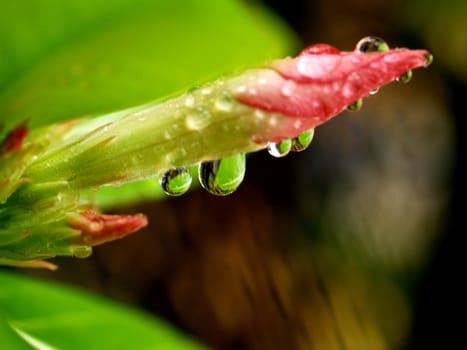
[186,107,211,130]
[347,98,363,111]
[292,129,315,152]
[355,36,389,53]
[396,69,413,83]
[267,139,292,158]
[71,245,93,258]
[160,167,192,196]
[198,154,246,196]
[424,52,433,67]
[369,87,379,95]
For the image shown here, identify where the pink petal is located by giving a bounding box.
[235,44,431,140]
[68,210,148,246]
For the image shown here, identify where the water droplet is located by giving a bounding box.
[424,52,433,67]
[355,36,389,53]
[160,167,192,196]
[281,81,296,97]
[293,119,303,129]
[186,107,211,130]
[369,87,379,95]
[396,69,412,83]
[347,99,363,111]
[198,154,246,196]
[343,82,357,98]
[269,115,279,127]
[215,91,234,112]
[236,85,247,93]
[184,94,195,107]
[300,43,340,55]
[201,87,213,95]
[71,245,93,258]
[164,124,182,139]
[292,129,314,152]
[165,147,187,163]
[255,109,266,120]
[267,139,292,158]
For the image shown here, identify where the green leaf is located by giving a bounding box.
[0,270,207,349]
[0,0,296,131]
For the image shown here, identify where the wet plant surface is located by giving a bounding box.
[1,0,465,349]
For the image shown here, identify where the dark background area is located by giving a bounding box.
[260,0,465,348]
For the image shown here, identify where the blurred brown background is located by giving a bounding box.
[26,0,465,349]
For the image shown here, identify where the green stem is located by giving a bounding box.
[24,69,286,191]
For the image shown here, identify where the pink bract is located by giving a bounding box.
[235,43,431,138]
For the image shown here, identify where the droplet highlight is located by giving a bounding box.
[198,154,246,196]
[281,81,296,97]
[355,36,389,53]
[215,91,234,112]
[186,107,211,130]
[292,129,315,152]
[396,70,412,83]
[267,139,292,158]
[347,99,363,112]
[184,94,195,107]
[160,167,192,196]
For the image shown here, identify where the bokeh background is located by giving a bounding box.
[20,0,465,349]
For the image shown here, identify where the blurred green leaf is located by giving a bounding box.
[0,0,295,131]
[400,0,467,80]
[0,270,206,349]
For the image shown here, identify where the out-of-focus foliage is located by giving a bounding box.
[0,270,206,349]
[0,0,295,133]
[401,0,467,80]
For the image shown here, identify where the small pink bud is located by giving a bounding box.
[0,124,28,154]
[68,210,148,246]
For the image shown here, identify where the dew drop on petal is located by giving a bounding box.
[236,85,247,93]
[355,36,389,53]
[281,80,296,97]
[369,87,379,95]
[396,69,413,83]
[160,167,192,196]
[186,107,212,130]
[198,154,246,196]
[267,139,292,158]
[343,82,358,98]
[347,98,363,112]
[292,129,314,152]
[300,43,340,55]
